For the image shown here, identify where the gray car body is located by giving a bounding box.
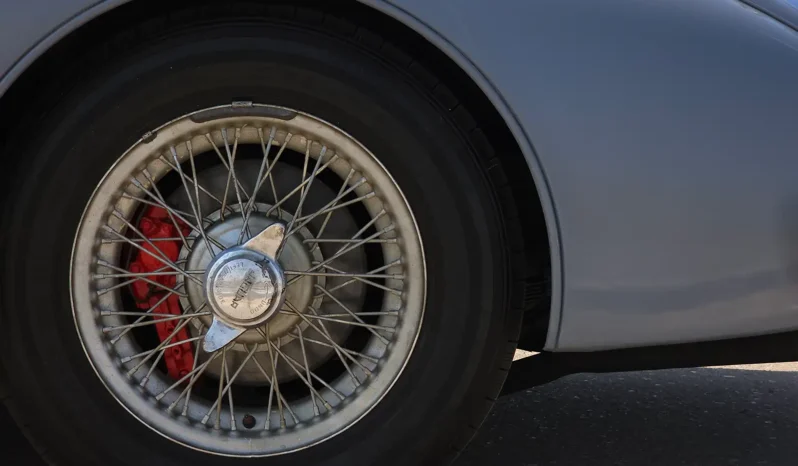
[2,0,798,353]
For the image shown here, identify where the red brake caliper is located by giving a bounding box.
[129,206,196,380]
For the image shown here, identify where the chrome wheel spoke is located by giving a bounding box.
[101,236,197,245]
[225,356,236,431]
[103,312,209,334]
[261,131,289,219]
[257,328,345,400]
[303,238,396,244]
[285,144,327,233]
[141,169,193,252]
[289,191,375,234]
[286,221,394,287]
[122,336,203,364]
[157,352,221,402]
[309,311,397,318]
[102,222,202,287]
[213,349,227,429]
[124,303,207,376]
[284,178,366,239]
[95,270,204,279]
[121,192,198,222]
[158,155,232,213]
[285,270,403,280]
[266,334,286,428]
[140,347,166,388]
[285,300,370,382]
[279,309,395,334]
[264,154,340,217]
[166,335,213,412]
[204,133,251,205]
[314,262,403,296]
[97,276,185,297]
[172,331,205,415]
[314,284,391,344]
[171,145,222,258]
[267,337,331,413]
[310,169,355,253]
[201,345,258,427]
[219,128,248,220]
[286,332,380,364]
[107,285,185,345]
[102,311,192,317]
[249,355,299,428]
[236,127,282,243]
[95,260,188,297]
[298,326,321,414]
[121,190,225,252]
[111,209,180,264]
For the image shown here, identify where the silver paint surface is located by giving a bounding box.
[4,0,798,351]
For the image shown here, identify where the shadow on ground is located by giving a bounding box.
[2,367,797,465]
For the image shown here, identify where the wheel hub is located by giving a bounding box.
[199,221,289,352]
[205,249,283,327]
[179,204,321,346]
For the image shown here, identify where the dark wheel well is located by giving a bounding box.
[0,0,551,350]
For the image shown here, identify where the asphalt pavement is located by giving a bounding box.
[459,362,798,466]
[3,361,798,465]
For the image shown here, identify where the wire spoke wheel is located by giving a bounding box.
[2,9,526,465]
[70,104,426,456]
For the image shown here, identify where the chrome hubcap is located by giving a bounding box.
[202,223,287,351]
[206,230,284,326]
[207,254,279,324]
[178,204,322,347]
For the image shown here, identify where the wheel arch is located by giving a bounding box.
[0,0,560,351]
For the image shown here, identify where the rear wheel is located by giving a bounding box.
[0,6,524,466]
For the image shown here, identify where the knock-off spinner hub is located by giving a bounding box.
[178,203,321,348]
[205,250,285,327]
[202,222,288,353]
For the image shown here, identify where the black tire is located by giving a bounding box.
[0,4,525,466]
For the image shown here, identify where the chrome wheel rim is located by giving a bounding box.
[70,104,426,456]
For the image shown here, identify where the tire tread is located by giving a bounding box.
[0,3,531,465]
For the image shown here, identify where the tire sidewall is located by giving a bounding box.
[1,22,509,466]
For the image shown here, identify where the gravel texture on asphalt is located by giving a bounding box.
[458,362,798,465]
